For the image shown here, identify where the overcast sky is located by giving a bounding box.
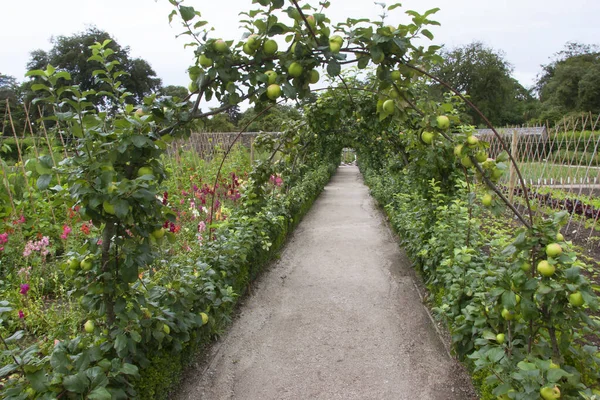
[2,0,599,92]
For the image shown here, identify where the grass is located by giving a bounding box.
[508,162,600,184]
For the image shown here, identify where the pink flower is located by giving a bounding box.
[198,221,206,233]
[20,284,30,295]
[270,175,283,187]
[0,232,8,245]
[60,225,72,240]
[18,310,25,319]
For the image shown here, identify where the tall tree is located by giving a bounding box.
[0,74,25,136]
[26,27,161,106]
[536,42,600,121]
[431,41,537,126]
[159,85,189,101]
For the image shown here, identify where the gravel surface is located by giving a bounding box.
[174,166,477,400]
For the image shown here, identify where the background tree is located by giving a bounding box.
[431,41,538,126]
[536,42,600,122]
[159,85,189,101]
[0,74,27,137]
[237,105,302,132]
[26,27,162,106]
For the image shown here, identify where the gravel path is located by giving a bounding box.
[174,166,477,400]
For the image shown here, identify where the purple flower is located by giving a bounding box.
[20,284,30,295]
[18,310,25,319]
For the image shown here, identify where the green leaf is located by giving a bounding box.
[31,83,51,92]
[421,29,434,40]
[327,60,341,77]
[5,330,25,343]
[87,386,112,400]
[120,363,139,376]
[63,372,89,393]
[37,174,52,190]
[27,369,49,392]
[114,334,128,353]
[179,6,196,22]
[517,361,537,370]
[547,368,571,382]
[121,263,139,284]
[0,363,19,378]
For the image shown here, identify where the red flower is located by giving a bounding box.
[20,284,30,295]
[81,223,91,235]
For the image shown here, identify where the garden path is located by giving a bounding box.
[175,166,476,400]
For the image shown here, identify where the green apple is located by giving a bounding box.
[546,243,563,258]
[436,115,450,130]
[103,200,116,215]
[476,151,488,163]
[151,228,166,240]
[200,312,209,325]
[501,308,515,321]
[329,35,343,53]
[163,324,170,335]
[246,34,260,50]
[491,168,504,180]
[266,84,281,100]
[454,144,464,157]
[134,108,144,117]
[556,232,564,241]
[188,81,198,93]
[421,131,435,144]
[520,261,531,272]
[467,135,479,146]
[198,54,213,68]
[84,320,95,333]
[243,43,256,55]
[68,257,80,270]
[382,99,395,114]
[496,333,505,344]
[288,62,303,78]
[213,39,229,53]
[537,260,556,277]
[482,194,493,207]
[263,39,278,56]
[80,256,93,271]
[305,15,316,29]
[569,291,584,307]
[390,70,402,80]
[540,386,560,400]
[372,52,385,64]
[515,294,521,305]
[461,155,473,168]
[265,70,277,84]
[308,69,320,84]
[107,183,118,194]
[137,166,153,177]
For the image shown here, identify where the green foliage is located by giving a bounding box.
[26,27,162,106]
[552,149,600,166]
[431,42,539,126]
[537,42,600,121]
[364,163,600,399]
